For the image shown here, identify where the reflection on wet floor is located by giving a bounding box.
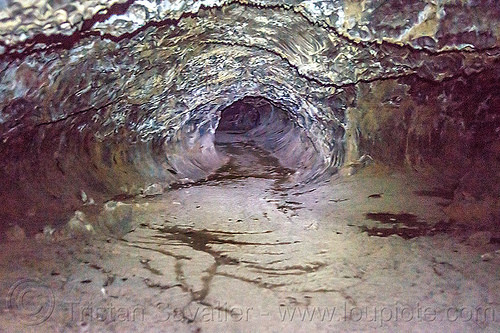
[122,222,307,302]
[170,140,295,190]
[414,188,455,200]
[361,212,455,239]
[212,140,295,185]
[170,135,308,221]
[215,138,307,216]
[119,137,318,301]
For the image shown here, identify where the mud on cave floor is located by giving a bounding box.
[0,141,500,332]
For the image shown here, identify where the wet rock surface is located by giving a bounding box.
[0,1,499,229]
[0,164,499,332]
[1,0,499,52]
[0,1,500,331]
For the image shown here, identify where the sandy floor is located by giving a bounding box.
[1,138,499,332]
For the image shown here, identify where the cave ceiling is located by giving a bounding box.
[0,0,498,168]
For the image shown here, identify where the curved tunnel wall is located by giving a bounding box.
[0,1,499,231]
[215,96,341,182]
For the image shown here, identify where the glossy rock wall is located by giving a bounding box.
[0,0,499,230]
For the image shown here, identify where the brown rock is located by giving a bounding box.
[98,201,133,236]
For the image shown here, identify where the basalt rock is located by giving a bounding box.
[65,210,95,237]
[0,1,499,231]
[98,201,133,236]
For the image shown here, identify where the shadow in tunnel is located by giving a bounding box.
[212,97,295,185]
[216,98,262,134]
[213,96,328,184]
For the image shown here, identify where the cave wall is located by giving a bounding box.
[352,63,500,175]
[0,1,499,229]
[2,0,500,53]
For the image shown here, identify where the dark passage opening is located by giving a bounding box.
[213,97,326,184]
[213,97,294,184]
[216,99,262,133]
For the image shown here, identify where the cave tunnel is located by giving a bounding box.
[213,96,332,184]
[217,98,263,133]
[0,1,500,331]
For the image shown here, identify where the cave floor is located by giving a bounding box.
[1,141,499,332]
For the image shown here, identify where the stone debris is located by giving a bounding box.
[341,154,374,176]
[81,190,95,206]
[43,225,56,237]
[141,183,164,197]
[98,201,133,236]
[481,250,500,261]
[81,190,88,203]
[66,211,95,237]
[304,221,318,230]
[43,225,57,241]
[85,197,95,206]
[35,225,61,242]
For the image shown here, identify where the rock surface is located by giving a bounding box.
[98,201,134,236]
[0,1,499,228]
[0,3,499,331]
[0,164,499,332]
[141,183,164,197]
[468,231,492,247]
[65,211,95,237]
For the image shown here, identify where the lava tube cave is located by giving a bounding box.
[0,1,499,332]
